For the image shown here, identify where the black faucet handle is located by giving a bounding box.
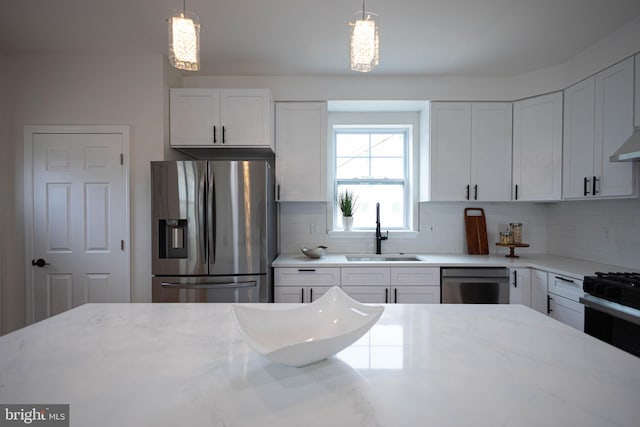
[381,230,389,240]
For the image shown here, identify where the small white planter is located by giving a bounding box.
[342,216,354,231]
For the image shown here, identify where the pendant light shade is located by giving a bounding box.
[349,1,379,72]
[168,2,200,71]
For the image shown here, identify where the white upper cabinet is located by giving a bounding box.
[275,102,327,202]
[427,102,512,201]
[563,78,596,198]
[170,88,272,149]
[512,92,563,201]
[428,103,471,201]
[636,54,640,128]
[563,57,636,199]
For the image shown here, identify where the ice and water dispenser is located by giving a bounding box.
[158,219,188,258]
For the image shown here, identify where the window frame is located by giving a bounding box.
[334,126,411,230]
[326,111,420,234]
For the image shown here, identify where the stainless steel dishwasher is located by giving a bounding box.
[441,268,510,303]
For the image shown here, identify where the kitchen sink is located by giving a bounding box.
[346,256,421,262]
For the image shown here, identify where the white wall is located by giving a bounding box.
[2,53,166,333]
[547,199,640,269]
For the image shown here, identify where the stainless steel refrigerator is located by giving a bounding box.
[151,160,276,303]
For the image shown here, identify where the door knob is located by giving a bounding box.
[31,258,49,268]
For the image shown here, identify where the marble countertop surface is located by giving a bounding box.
[1,303,639,426]
[273,253,638,279]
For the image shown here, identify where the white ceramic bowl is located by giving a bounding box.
[231,286,384,367]
[301,245,327,259]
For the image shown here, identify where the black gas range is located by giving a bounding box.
[581,272,640,357]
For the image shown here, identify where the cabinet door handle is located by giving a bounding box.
[466,185,470,200]
[385,288,389,304]
[474,184,478,200]
[213,125,217,143]
[310,288,313,302]
[514,184,519,201]
[583,177,590,196]
[222,126,226,143]
[298,269,316,272]
[547,295,553,314]
[394,288,398,303]
[277,184,281,201]
[555,276,575,284]
[301,288,304,303]
[592,176,599,195]
[513,270,518,288]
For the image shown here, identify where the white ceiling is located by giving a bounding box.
[1,0,640,77]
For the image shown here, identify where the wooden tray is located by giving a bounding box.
[464,208,488,255]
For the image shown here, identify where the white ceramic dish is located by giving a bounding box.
[301,245,327,259]
[231,286,384,367]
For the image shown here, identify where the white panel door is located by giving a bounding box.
[429,103,472,201]
[393,286,440,304]
[26,127,129,322]
[275,102,327,201]
[512,92,563,201]
[530,269,548,315]
[220,89,271,147]
[471,103,513,201]
[508,268,531,306]
[274,286,304,303]
[549,294,584,332]
[563,78,596,199]
[341,285,389,304]
[170,88,220,146]
[594,57,635,197]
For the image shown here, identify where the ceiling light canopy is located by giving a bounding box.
[168,1,200,71]
[349,0,379,73]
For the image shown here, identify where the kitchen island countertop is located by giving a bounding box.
[1,303,638,426]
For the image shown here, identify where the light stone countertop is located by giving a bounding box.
[273,253,638,279]
[0,303,638,426]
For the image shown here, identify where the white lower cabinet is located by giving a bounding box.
[530,269,549,315]
[547,273,584,331]
[342,267,440,304]
[274,267,340,303]
[508,268,531,306]
[548,294,584,331]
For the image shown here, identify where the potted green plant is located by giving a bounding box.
[338,190,358,230]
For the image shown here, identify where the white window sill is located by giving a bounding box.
[328,230,419,239]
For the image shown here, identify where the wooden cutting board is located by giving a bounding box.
[464,208,489,255]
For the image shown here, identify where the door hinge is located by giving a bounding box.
[121,240,125,251]
[120,153,124,165]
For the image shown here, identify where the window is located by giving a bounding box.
[334,125,411,230]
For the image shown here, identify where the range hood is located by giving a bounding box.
[610,128,640,162]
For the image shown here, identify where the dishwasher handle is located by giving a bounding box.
[160,281,257,290]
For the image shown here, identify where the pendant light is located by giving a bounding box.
[349,0,379,72]
[168,0,201,71]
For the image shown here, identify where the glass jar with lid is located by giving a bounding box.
[509,223,523,244]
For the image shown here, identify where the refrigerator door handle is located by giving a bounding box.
[160,281,257,289]
[198,168,207,265]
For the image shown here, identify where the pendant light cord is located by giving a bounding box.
[362,0,365,19]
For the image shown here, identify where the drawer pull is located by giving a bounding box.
[298,269,316,272]
[555,276,575,284]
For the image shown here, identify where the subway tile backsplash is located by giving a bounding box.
[546,199,640,269]
[279,199,640,269]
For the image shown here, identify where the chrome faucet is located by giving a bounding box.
[375,202,388,254]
